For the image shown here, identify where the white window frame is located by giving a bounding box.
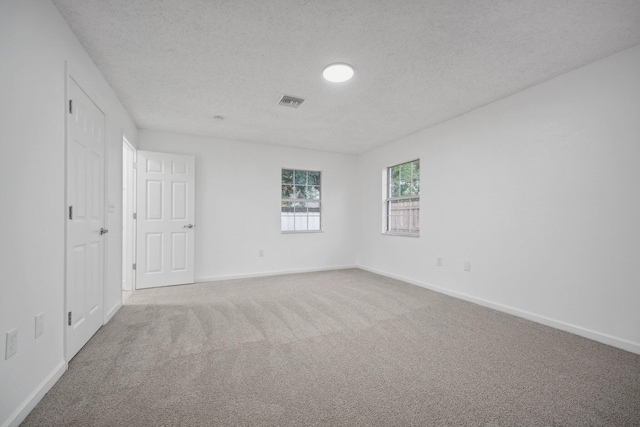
[383,159,420,237]
[281,168,323,233]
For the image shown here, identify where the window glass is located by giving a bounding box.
[282,169,293,184]
[281,169,321,232]
[386,160,419,235]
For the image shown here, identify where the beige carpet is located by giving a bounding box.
[23,269,640,426]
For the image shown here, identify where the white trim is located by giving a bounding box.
[105,301,122,323]
[1,360,67,427]
[122,135,135,152]
[63,61,70,363]
[102,107,110,326]
[132,149,137,289]
[121,136,136,292]
[357,265,640,355]
[381,232,419,238]
[195,265,357,283]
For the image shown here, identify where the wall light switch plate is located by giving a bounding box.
[437,257,442,267]
[464,260,471,272]
[35,313,44,338]
[5,328,18,360]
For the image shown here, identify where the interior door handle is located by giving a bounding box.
[100,227,109,235]
[183,224,195,229]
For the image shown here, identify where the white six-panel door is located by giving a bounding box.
[66,77,106,360]
[136,151,195,289]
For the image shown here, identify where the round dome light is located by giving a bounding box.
[322,63,354,83]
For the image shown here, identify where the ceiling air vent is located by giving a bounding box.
[278,95,305,109]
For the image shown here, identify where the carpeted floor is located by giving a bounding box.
[23,269,640,426]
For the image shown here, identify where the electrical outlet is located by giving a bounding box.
[464,260,471,272]
[5,328,18,360]
[35,313,44,338]
[437,257,442,267]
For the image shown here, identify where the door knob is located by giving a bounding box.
[100,227,109,235]
[183,224,194,229]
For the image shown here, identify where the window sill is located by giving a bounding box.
[281,230,323,234]
[382,232,420,238]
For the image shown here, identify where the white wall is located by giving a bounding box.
[357,45,640,353]
[139,130,359,281]
[0,1,137,425]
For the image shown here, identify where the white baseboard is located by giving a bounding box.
[358,265,640,355]
[195,265,358,283]
[105,300,122,323]
[2,360,67,427]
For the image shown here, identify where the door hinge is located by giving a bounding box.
[68,206,73,220]
[133,263,136,270]
[68,311,72,326]
[133,213,137,220]
[69,100,73,114]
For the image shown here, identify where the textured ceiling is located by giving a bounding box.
[52,0,640,154]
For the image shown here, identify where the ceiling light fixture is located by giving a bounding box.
[322,63,354,83]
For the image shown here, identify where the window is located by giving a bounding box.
[281,169,321,232]
[385,159,420,235]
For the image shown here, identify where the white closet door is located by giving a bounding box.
[66,77,105,359]
[136,151,195,289]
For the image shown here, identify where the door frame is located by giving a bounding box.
[64,64,109,361]
[122,136,136,291]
